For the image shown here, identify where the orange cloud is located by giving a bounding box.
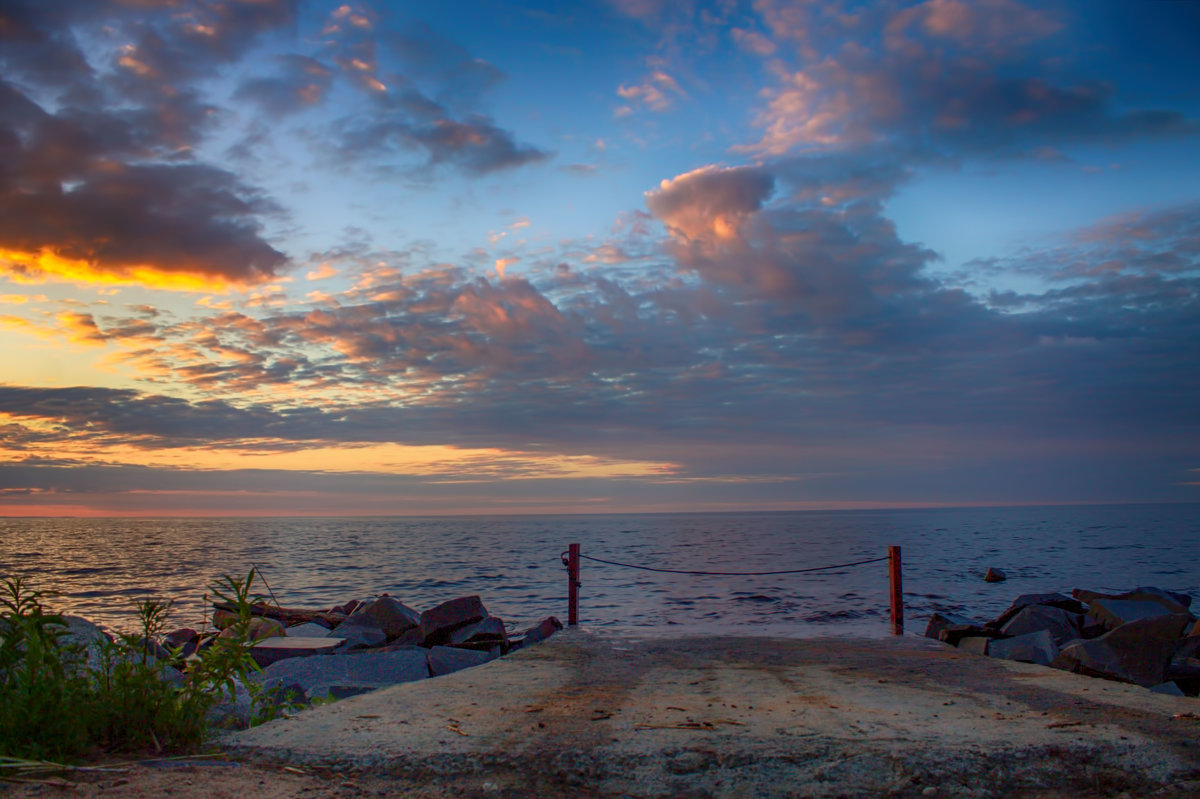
[1,248,256,292]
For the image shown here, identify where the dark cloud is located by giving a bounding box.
[234,54,334,115]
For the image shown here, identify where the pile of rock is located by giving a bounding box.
[157,594,562,723]
[926,586,1200,696]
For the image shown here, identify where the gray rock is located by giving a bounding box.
[1085,599,1175,632]
[983,568,1006,583]
[988,593,1085,628]
[349,596,421,640]
[59,615,113,672]
[420,595,487,646]
[1073,587,1192,614]
[448,616,508,650]
[1150,681,1185,696]
[332,619,387,651]
[207,679,253,730]
[427,645,496,676]
[938,624,1003,647]
[1000,605,1082,644]
[1051,613,1191,687]
[957,636,990,655]
[520,616,564,648]
[254,648,430,701]
[987,630,1058,666]
[924,612,978,641]
[285,622,333,638]
[249,636,344,668]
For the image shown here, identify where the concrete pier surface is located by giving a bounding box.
[214,628,1200,797]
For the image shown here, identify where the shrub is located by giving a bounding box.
[0,569,276,760]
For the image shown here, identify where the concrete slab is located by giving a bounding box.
[225,630,1200,797]
[249,636,344,668]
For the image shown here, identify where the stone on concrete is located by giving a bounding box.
[250,636,345,668]
[924,612,977,641]
[349,596,421,639]
[286,622,333,638]
[520,616,564,648]
[428,645,496,676]
[1000,605,1082,644]
[420,595,487,646]
[987,629,1058,666]
[254,648,430,701]
[1150,681,1185,696]
[1085,599,1175,632]
[957,636,990,655]
[1050,613,1191,687]
[938,623,1003,647]
[983,568,1006,583]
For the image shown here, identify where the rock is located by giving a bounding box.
[1150,681,1185,696]
[419,595,488,646]
[59,615,113,672]
[1050,613,1191,687]
[448,616,508,651]
[285,622,333,638]
[1188,619,1200,638]
[1085,599,1175,632]
[1166,636,1200,695]
[218,616,285,642]
[207,679,253,730]
[987,629,1058,666]
[427,645,496,677]
[938,624,1004,647]
[249,636,345,668]
[330,620,387,651]
[348,596,421,640]
[138,636,173,662]
[1000,605,1082,645]
[212,608,239,630]
[924,612,978,641]
[330,599,361,616]
[254,648,430,701]
[957,636,991,655]
[520,616,564,648]
[988,593,1086,628]
[164,628,200,659]
[983,568,1006,583]
[1072,587,1192,614]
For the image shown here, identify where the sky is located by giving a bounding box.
[0,0,1198,517]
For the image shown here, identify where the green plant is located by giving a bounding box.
[0,578,92,760]
[0,569,287,761]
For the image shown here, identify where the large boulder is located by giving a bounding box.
[419,596,487,646]
[59,615,113,672]
[983,568,1007,583]
[330,619,387,651]
[348,596,421,640]
[1073,587,1192,615]
[254,648,430,701]
[1084,599,1176,632]
[448,616,508,652]
[938,623,1006,647]
[924,612,979,641]
[427,645,496,677]
[218,616,284,642]
[1000,605,1082,645]
[988,593,1085,629]
[1051,613,1191,687]
[988,630,1058,666]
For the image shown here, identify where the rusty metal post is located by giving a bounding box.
[568,543,580,626]
[888,545,903,635]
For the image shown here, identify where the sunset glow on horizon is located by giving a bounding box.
[1,0,1198,517]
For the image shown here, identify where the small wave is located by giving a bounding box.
[732,594,777,603]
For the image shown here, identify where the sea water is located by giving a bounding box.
[0,504,1196,636]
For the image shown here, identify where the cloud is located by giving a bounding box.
[235,55,334,116]
[740,0,1197,157]
[617,70,686,113]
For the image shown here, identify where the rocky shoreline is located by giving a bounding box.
[926,584,1200,696]
[58,592,562,731]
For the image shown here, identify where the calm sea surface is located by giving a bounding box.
[1,504,1197,637]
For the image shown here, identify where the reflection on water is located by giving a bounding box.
[0,504,1197,636]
